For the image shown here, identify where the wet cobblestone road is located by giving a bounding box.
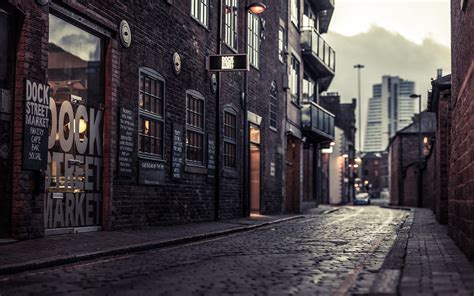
[0,206,407,295]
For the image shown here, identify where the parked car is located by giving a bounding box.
[353,192,371,205]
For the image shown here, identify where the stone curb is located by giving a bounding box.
[380,205,413,211]
[0,215,303,276]
[322,208,340,215]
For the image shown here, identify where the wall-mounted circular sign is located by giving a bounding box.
[210,74,217,94]
[36,0,50,5]
[173,53,181,75]
[119,20,132,48]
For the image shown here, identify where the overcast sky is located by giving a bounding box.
[325,0,451,150]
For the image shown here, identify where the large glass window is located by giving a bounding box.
[223,111,237,168]
[290,55,300,104]
[186,91,205,164]
[224,0,238,50]
[138,68,165,158]
[191,0,209,27]
[47,13,104,229]
[247,12,260,68]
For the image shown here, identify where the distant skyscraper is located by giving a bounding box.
[364,76,416,152]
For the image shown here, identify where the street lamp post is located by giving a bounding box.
[242,1,266,217]
[353,64,364,194]
[410,93,422,207]
[353,64,364,156]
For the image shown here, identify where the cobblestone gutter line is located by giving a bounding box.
[370,211,414,295]
[0,216,303,276]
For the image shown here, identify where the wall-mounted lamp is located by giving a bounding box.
[342,153,349,158]
[330,141,336,147]
[246,2,267,14]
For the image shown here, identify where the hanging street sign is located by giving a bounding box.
[206,54,249,72]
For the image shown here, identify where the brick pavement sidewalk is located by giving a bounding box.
[372,208,474,295]
[0,212,312,276]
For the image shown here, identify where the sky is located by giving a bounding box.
[325,0,451,151]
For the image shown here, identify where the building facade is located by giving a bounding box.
[320,93,356,205]
[387,112,436,207]
[0,0,337,240]
[448,0,474,259]
[284,0,336,212]
[364,76,416,152]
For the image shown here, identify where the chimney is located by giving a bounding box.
[437,69,443,79]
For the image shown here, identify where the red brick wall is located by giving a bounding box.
[422,147,435,210]
[449,0,474,260]
[434,91,450,224]
[403,164,417,207]
[8,0,49,239]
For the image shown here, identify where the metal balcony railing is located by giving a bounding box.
[301,102,335,141]
[301,28,336,73]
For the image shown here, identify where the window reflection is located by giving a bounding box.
[48,14,103,108]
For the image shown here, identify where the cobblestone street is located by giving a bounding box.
[0,206,412,295]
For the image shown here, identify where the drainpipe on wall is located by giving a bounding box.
[214,0,223,221]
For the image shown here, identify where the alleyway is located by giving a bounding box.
[0,206,410,295]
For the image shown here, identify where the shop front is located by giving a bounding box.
[45,13,105,234]
[0,7,15,238]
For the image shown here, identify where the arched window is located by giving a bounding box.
[186,90,205,164]
[138,67,165,158]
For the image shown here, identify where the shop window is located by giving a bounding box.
[191,0,209,27]
[186,91,205,164]
[47,13,105,229]
[247,12,260,68]
[224,0,238,50]
[138,68,165,158]
[223,110,237,168]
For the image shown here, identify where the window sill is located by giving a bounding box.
[224,42,238,54]
[223,169,239,179]
[184,163,208,175]
[138,153,165,162]
[190,15,210,32]
[269,126,278,133]
[290,100,301,109]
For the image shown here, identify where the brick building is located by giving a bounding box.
[320,93,356,205]
[361,151,388,198]
[387,112,436,207]
[0,0,313,239]
[285,0,337,212]
[427,74,451,224]
[448,0,474,259]
[0,0,338,240]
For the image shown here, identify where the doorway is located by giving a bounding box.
[0,9,15,238]
[285,136,300,213]
[249,125,261,214]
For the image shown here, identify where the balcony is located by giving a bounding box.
[301,28,336,91]
[307,0,335,33]
[301,102,335,142]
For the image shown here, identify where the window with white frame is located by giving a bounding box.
[138,68,165,158]
[291,0,299,27]
[247,12,260,68]
[186,91,205,164]
[191,0,209,27]
[290,55,300,103]
[223,110,237,168]
[278,26,285,63]
[224,0,238,50]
